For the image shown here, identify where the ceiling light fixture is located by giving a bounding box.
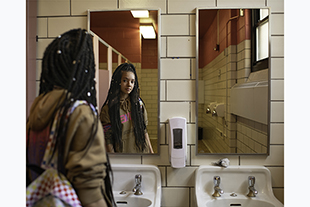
[130,10,149,18]
[140,25,156,39]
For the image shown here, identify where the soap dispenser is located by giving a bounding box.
[168,117,187,168]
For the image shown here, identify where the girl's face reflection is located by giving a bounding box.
[120,71,135,99]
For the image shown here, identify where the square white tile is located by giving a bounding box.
[161,59,191,79]
[161,187,189,207]
[48,17,87,37]
[160,102,190,122]
[167,80,195,101]
[38,0,70,16]
[168,0,215,14]
[167,37,195,57]
[162,15,189,35]
[166,167,197,187]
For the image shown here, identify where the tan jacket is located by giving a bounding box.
[27,89,109,206]
[100,97,150,153]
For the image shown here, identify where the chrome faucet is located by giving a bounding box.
[212,176,224,197]
[247,176,258,197]
[132,174,143,195]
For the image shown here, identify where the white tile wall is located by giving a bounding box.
[270,14,284,35]
[191,150,240,165]
[162,15,189,35]
[37,39,53,59]
[35,0,285,205]
[189,15,196,36]
[161,187,189,207]
[109,154,142,164]
[160,102,190,122]
[270,123,284,144]
[37,0,70,16]
[161,59,191,79]
[167,80,195,101]
[240,145,284,166]
[267,167,284,187]
[159,167,166,186]
[160,124,166,144]
[161,37,167,57]
[167,0,215,14]
[267,0,284,13]
[190,102,196,123]
[217,0,265,7]
[270,58,284,79]
[142,145,170,166]
[271,36,284,57]
[160,81,166,100]
[187,124,196,144]
[48,17,87,37]
[167,37,195,57]
[270,102,284,122]
[37,18,47,37]
[273,188,284,205]
[166,167,196,186]
[72,0,117,15]
[271,80,284,101]
[120,0,167,13]
[190,59,196,79]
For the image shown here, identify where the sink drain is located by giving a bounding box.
[116,201,128,204]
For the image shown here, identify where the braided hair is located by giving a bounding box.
[39,28,115,206]
[102,63,147,152]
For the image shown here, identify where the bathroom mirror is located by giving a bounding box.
[196,8,270,155]
[88,9,160,155]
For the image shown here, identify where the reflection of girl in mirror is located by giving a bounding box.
[100,63,154,153]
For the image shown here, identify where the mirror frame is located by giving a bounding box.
[87,8,161,155]
[195,7,271,155]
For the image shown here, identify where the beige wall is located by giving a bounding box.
[34,0,284,206]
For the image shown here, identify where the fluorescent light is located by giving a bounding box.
[130,10,149,18]
[139,25,156,39]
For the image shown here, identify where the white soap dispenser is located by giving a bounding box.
[168,117,187,168]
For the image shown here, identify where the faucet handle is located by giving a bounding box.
[247,176,258,197]
[214,176,221,186]
[248,176,255,187]
[135,174,142,184]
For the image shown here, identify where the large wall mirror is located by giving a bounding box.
[88,9,160,155]
[196,8,270,155]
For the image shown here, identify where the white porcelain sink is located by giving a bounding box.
[205,197,276,207]
[114,195,152,207]
[195,166,283,207]
[111,164,161,207]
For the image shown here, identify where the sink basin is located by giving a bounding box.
[114,195,152,207]
[195,166,283,207]
[206,197,275,207]
[111,164,161,207]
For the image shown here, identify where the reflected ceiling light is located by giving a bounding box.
[140,25,156,39]
[130,10,149,18]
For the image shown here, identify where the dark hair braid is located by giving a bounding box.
[40,29,97,106]
[39,28,115,206]
[40,29,97,163]
[103,63,147,152]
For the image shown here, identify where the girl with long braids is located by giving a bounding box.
[100,63,154,153]
[26,29,115,207]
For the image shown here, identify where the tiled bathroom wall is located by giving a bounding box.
[35,0,284,206]
[140,68,159,140]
